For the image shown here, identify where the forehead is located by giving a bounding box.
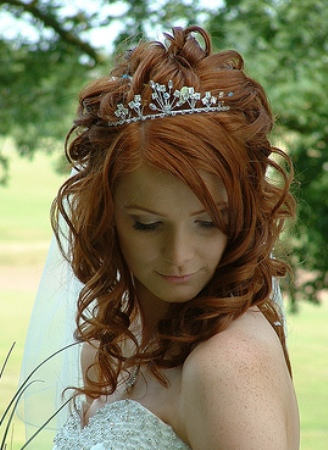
[113,164,227,209]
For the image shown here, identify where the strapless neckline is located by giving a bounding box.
[53,397,191,449]
[83,398,171,430]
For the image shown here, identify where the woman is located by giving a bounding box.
[24,25,300,449]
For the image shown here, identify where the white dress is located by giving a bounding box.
[53,399,190,449]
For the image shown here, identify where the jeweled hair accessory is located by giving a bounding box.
[108,79,233,127]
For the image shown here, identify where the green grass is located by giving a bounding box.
[1,292,33,450]
[287,302,328,449]
[1,149,327,449]
[0,146,67,244]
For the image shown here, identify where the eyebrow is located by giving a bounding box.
[124,203,227,217]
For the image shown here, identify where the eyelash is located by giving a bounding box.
[132,220,217,231]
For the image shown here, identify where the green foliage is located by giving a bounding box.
[110,0,203,48]
[0,0,111,181]
[0,33,96,164]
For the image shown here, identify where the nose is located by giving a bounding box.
[161,227,195,269]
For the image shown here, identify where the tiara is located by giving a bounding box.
[108,79,233,127]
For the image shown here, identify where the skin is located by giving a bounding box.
[83,163,300,449]
[113,163,228,335]
[180,307,300,449]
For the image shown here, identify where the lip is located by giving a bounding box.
[158,272,195,283]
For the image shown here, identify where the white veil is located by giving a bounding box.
[17,206,85,447]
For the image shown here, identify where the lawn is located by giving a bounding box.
[0,148,327,449]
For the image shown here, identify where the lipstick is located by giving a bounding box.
[158,273,194,283]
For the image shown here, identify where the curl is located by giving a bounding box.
[52,25,296,399]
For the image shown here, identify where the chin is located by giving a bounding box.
[162,296,192,304]
[153,286,203,304]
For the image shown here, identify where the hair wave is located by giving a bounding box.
[52,25,296,398]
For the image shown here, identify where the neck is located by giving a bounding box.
[134,279,169,346]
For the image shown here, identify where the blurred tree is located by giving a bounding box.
[0,0,103,182]
[0,0,327,308]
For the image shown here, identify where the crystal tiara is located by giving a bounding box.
[107,79,234,127]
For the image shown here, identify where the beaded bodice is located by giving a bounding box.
[53,399,190,449]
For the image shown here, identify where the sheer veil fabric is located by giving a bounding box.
[18,226,84,445]
[18,173,287,446]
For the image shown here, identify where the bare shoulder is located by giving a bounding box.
[187,306,285,364]
[180,307,300,450]
[81,340,99,375]
[183,306,287,382]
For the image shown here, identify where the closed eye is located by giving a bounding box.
[133,221,160,231]
[197,220,216,228]
[133,220,218,231]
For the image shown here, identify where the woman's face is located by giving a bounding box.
[113,164,228,306]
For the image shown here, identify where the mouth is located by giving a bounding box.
[157,272,196,283]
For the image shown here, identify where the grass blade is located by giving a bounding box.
[0,342,79,427]
[20,396,73,449]
[0,343,16,380]
[0,381,42,450]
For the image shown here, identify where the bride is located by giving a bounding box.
[21,25,300,449]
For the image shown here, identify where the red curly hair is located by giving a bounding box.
[52,25,295,398]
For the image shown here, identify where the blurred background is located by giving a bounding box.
[0,0,327,448]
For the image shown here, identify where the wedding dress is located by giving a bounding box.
[53,399,190,449]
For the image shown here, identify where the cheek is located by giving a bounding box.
[116,230,138,263]
[115,221,134,261]
[116,226,157,267]
[205,234,227,263]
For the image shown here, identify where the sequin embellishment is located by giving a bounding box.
[53,399,190,449]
